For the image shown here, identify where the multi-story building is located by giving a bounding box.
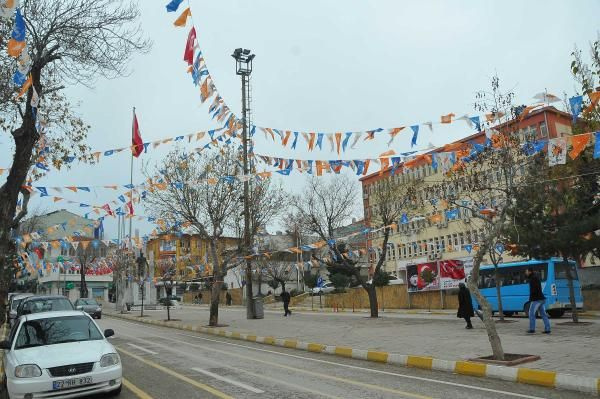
[360,106,573,279]
[19,209,114,301]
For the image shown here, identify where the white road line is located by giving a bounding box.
[191,367,265,394]
[110,318,548,399]
[127,343,158,355]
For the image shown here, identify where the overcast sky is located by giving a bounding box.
[2,0,599,240]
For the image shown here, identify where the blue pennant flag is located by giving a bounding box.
[79,203,90,207]
[165,0,184,12]
[316,133,324,150]
[124,184,135,189]
[342,132,352,152]
[391,157,401,175]
[175,136,184,141]
[569,95,583,122]
[495,243,505,254]
[118,195,126,203]
[594,132,600,159]
[431,153,438,171]
[410,125,419,147]
[35,162,50,171]
[36,187,48,197]
[13,70,27,86]
[208,130,215,140]
[306,160,313,174]
[445,209,459,220]
[464,244,473,254]
[291,132,299,149]
[77,187,90,192]
[522,140,547,156]
[276,169,292,176]
[400,213,409,224]
[104,150,114,156]
[250,125,256,137]
[354,160,365,175]
[11,9,26,41]
[469,116,481,132]
[65,156,76,163]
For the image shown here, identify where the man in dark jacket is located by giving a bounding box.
[457,283,475,329]
[525,267,551,334]
[281,288,291,317]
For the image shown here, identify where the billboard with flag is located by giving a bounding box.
[407,262,439,292]
[439,259,466,289]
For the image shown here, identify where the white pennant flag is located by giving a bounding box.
[31,86,40,108]
[548,137,567,166]
[350,132,361,149]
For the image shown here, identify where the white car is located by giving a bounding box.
[311,282,335,295]
[388,277,405,285]
[2,310,122,398]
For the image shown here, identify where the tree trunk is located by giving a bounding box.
[494,266,504,321]
[208,239,221,326]
[468,280,505,360]
[365,285,379,318]
[166,300,171,321]
[245,263,255,319]
[564,257,579,323]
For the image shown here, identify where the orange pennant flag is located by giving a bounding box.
[7,39,26,57]
[173,7,192,27]
[281,130,292,147]
[80,241,90,250]
[53,197,63,202]
[441,113,455,124]
[17,75,32,98]
[335,132,342,154]
[379,158,390,175]
[362,159,371,175]
[66,186,78,192]
[379,150,396,157]
[584,91,600,114]
[569,133,591,160]
[308,132,316,151]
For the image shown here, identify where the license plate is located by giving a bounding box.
[52,376,93,390]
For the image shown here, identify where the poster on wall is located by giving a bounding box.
[439,259,466,289]
[407,262,439,292]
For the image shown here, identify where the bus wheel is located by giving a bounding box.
[548,309,564,318]
[503,311,515,317]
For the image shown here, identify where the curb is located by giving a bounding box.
[107,313,599,396]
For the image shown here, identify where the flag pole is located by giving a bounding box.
[129,107,135,253]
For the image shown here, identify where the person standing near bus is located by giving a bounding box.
[457,283,475,329]
[525,267,551,334]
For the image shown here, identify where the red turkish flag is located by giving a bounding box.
[183,27,197,65]
[126,201,134,215]
[132,112,143,157]
[439,260,465,280]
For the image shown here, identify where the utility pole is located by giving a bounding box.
[232,48,257,319]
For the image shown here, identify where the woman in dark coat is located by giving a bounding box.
[457,283,475,329]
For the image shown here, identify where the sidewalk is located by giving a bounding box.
[105,304,600,380]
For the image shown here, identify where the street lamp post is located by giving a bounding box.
[232,48,257,319]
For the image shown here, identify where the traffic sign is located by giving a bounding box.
[65,282,75,290]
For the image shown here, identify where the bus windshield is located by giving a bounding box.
[478,263,548,289]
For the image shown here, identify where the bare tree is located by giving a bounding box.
[261,260,295,293]
[0,0,150,307]
[144,148,243,326]
[74,240,99,299]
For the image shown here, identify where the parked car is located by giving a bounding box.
[158,296,181,306]
[8,293,34,327]
[16,295,74,319]
[388,277,405,285]
[75,298,103,319]
[311,282,335,296]
[1,310,122,398]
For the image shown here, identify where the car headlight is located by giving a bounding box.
[100,353,120,367]
[15,364,42,378]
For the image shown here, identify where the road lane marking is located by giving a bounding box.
[127,343,158,355]
[191,367,264,394]
[133,335,431,399]
[110,317,548,399]
[116,346,233,399]
[122,378,154,399]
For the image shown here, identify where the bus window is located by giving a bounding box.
[554,261,578,280]
[478,263,548,289]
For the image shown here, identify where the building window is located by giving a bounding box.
[540,122,548,138]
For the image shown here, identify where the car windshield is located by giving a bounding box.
[20,298,74,315]
[14,315,103,350]
[79,299,98,305]
[11,298,24,311]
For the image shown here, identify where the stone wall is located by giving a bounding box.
[323,285,459,310]
[583,289,600,310]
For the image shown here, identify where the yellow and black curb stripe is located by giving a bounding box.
[107,313,600,396]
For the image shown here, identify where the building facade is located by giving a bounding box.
[360,106,574,279]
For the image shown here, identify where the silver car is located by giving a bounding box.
[74,298,103,319]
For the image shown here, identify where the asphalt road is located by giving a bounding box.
[98,317,590,399]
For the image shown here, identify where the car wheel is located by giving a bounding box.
[109,384,122,396]
[97,314,102,320]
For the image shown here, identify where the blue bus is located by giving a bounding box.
[473,259,583,318]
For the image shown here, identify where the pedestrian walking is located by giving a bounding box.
[457,283,475,329]
[198,292,203,304]
[525,267,551,334]
[281,288,291,317]
[226,291,232,306]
